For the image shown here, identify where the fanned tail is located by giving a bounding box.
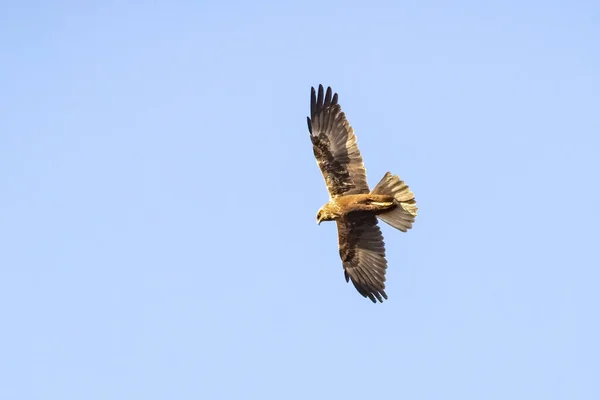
[371,172,418,232]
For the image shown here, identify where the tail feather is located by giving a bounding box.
[371,172,418,232]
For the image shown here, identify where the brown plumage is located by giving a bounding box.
[307,85,418,303]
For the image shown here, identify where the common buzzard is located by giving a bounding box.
[307,85,418,303]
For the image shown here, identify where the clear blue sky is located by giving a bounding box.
[1,1,599,399]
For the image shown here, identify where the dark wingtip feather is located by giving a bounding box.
[310,86,317,117]
[306,116,312,134]
[324,86,332,108]
[316,85,324,112]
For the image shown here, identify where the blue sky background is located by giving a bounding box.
[1,1,599,399]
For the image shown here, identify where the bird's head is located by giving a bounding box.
[316,205,335,225]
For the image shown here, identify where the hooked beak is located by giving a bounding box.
[317,218,321,225]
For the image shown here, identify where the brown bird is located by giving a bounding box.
[307,85,418,303]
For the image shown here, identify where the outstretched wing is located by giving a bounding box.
[307,85,369,198]
[337,214,388,303]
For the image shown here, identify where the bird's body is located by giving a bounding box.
[317,194,396,223]
[307,85,418,303]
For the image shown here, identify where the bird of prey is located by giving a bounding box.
[307,85,418,303]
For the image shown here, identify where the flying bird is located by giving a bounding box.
[307,85,418,303]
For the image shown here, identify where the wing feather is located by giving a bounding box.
[337,214,388,303]
[307,85,369,198]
